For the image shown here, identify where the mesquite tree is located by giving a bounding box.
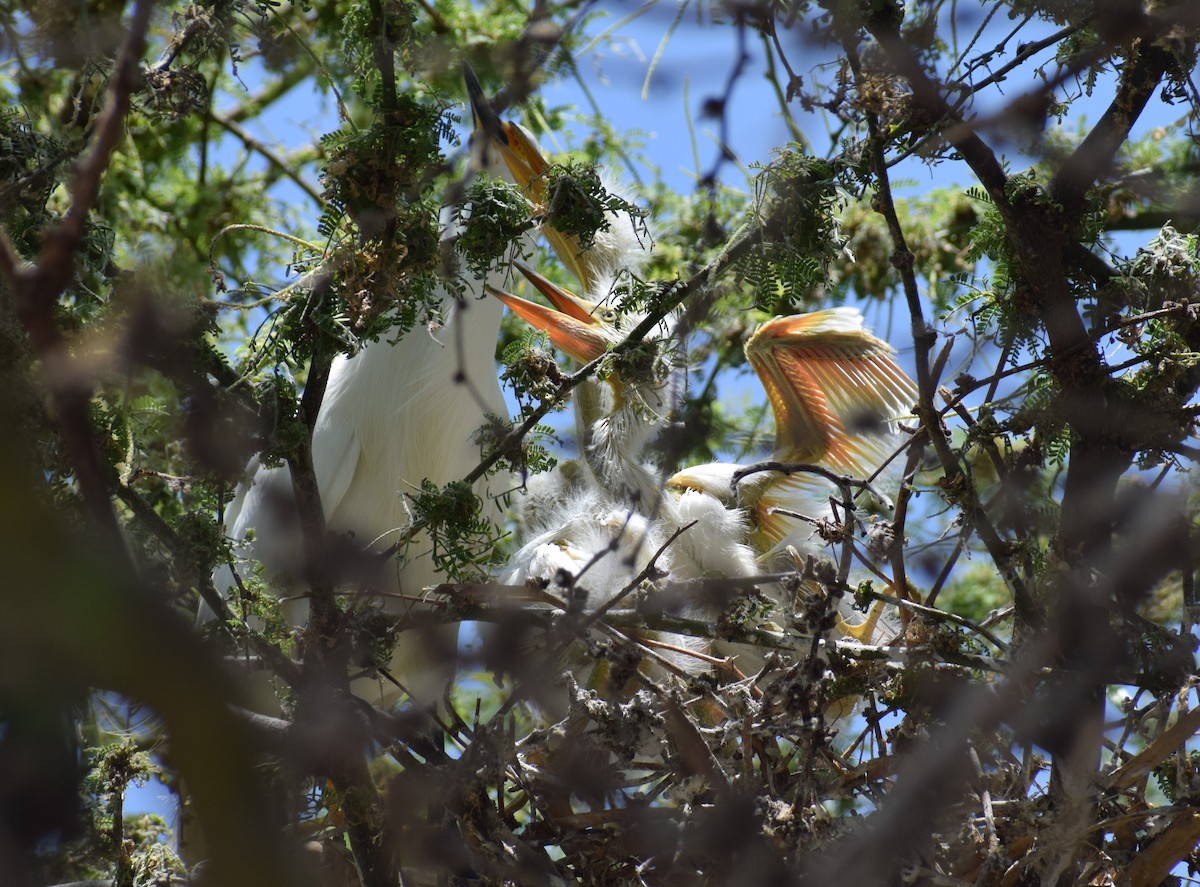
[1,1,1198,886]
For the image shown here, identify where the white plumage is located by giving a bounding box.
[666,489,759,581]
[491,132,917,703]
[208,292,508,706]
[503,491,658,596]
[204,79,540,711]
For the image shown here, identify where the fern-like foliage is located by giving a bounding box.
[541,161,649,254]
[456,177,536,278]
[408,479,499,581]
[738,150,847,312]
[500,331,570,412]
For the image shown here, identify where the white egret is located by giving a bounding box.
[487,124,659,484]
[491,278,698,700]
[203,72,547,712]
[489,264,754,704]
[493,263,760,577]
[665,308,919,658]
[498,478,721,712]
[483,132,684,580]
[487,129,917,692]
[498,262,677,498]
[493,267,917,654]
[668,307,918,567]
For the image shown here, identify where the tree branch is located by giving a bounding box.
[1049,36,1179,219]
[864,15,1011,209]
[836,22,1039,628]
[1,0,155,559]
[209,110,325,205]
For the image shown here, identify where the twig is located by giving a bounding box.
[1107,703,1200,790]
[730,460,891,505]
[841,23,1039,628]
[857,588,1009,653]
[582,521,694,626]
[888,439,923,614]
[209,112,325,204]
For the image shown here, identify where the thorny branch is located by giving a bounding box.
[841,25,1041,628]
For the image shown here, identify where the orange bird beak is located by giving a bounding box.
[745,308,917,477]
[486,262,614,363]
[463,64,599,291]
[464,63,548,192]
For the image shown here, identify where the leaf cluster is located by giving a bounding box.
[737,151,848,312]
[455,176,536,277]
[500,329,570,410]
[541,160,649,254]
[409,479,500,581]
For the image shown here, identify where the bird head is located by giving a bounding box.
[463,65,646,294]
[486,260,626,364]
[489,261,681,503]
[464,62,549,191]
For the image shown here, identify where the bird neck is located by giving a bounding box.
[449,290,506,386]
[329,290,504,438]
[583,397,664,510]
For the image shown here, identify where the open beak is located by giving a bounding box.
[463,65,597,291]
[745,308,917,476]
[513,261,601,326]
[486,263,611,363]
[464,63,547,191]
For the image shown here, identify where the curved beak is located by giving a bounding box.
[745,308,918,476]
[486,286,609,363]
[485,264,611,363]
